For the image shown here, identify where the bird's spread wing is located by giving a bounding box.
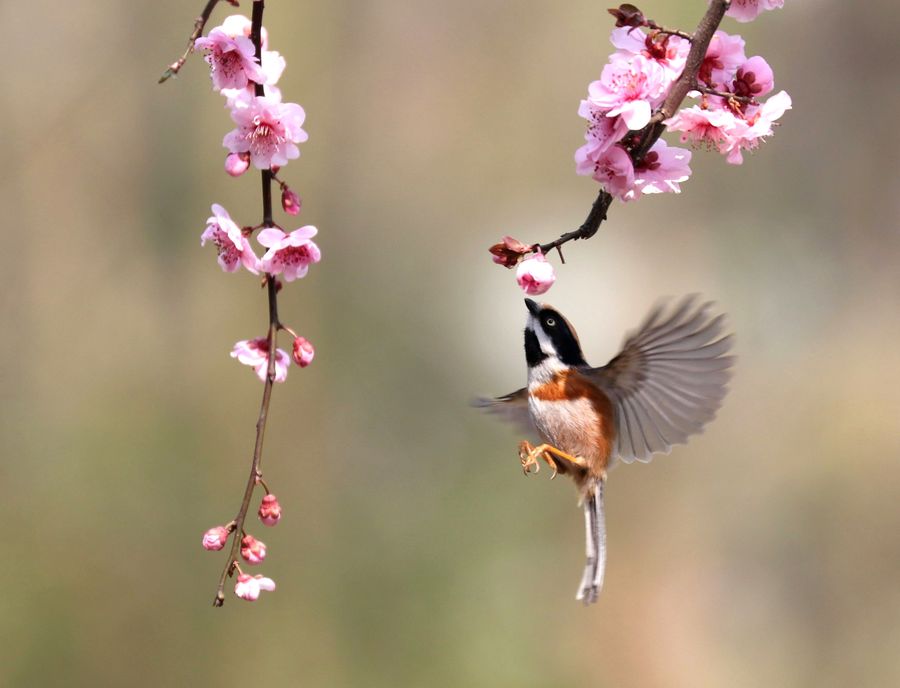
[585,296,734,464]
[473,387,537,435]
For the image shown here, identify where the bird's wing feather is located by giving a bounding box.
[585,295,734,464]
[473,387,537,436]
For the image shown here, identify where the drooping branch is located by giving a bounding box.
[213,0,279,608]
[536,0,730,255]
[159,0,233,84]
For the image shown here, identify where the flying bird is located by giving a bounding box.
[477,296,733,604]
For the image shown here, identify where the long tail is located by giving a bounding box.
[576,479,606,605]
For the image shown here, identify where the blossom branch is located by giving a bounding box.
[535,0,730,255]
[213,0,278,608]
[158,0,232,84]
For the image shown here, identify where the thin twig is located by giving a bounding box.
[537,0,730,255]
[696,85,756,104]
[213,0,278,608]
[646,20,693,41]
[159,0,224,84]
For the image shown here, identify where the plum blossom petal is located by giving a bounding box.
[231,337,291,383]
[626,139,692,199]
[220,14,268,49]
[234,574,276,601]
[723,90,792,164]
[576,144,636,200]
[577,100,630,156]
[724,0,785,23]
[699,31,747,88]
[200,204,260,274]
[258,226,321,282]
[194,28,265,92]
[223,95,308,170]
[731,56,775,99]
[610,27,690,81]
[516,253,556,296]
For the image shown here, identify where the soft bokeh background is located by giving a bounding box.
[2,0,898,685]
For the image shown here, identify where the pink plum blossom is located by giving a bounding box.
[223,95,308,170]
[234,573,276,601]
[292,337,315,368]
[258,494,282,526]
[231,337,291,383]
[577,144,635,200]
[730,56,775,100]
[200,204,260,274]
[699,31,747,88]
[202,526,229,551]
[220,15,268,49]
[609,27,690,81]
[257,226,321,282]
[577,100,629,156]
[625,140,692,200]
[724,0,784,23]
[516,253,556,296]
[281,186,301,215]
[240,534,267,565]
[722,90,792,164]
[194,28,265,92]
[665,103,741,155]
[586,54,669,130]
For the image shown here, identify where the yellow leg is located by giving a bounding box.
[518,441,587,479]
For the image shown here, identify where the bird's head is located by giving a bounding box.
[524,298,586,372]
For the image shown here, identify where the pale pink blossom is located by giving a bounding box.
[516,253,556,296]
[699,31,747,88]
[258,226,321,282]
[200,204,260,274]
[586,54,669,130]
[609,27,690,81]
[240,534,267,565]
[234,573,276,601]
[202,526,229,551]
[225,152,250,177]
[260,50,286,86]
[258,494,282,526]
[665,103,743,153]
[724,0,784,23]
[194,28,265,92]
[722,90,792,164]
[577,100,629,156]
[281,186,301,215]
[730,56,775,99]
[577,144,635,199]
[625,139,692,200]
[231,337,291,383]
[223,95,308,170]
[292,337,315,368]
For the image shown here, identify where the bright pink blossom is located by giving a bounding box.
[200,204,260,274]
[281,186,302,215]
[258,226,321,282]
[202,526,229,551]
[577,144,635,199]
[194,28,265,92]
[730,56,775,99]
[292,337,315,368]
[516,253,556,296]
[231,337,291,383]
[223,95,308,170]
[586,54,668,130]
[240,534,267,565]
[235,573,276,601]
[626,140,692,200]
[577,100,629,157]
[700,31,747,88]
[258,494,282,526]
[609,27,689,81]
[225,152,250,177]
[724,0,784,23]
[722,90,792,164]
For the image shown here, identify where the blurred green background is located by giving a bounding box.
[2,0,899,686]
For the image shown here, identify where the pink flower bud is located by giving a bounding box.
[240,534,267,565]
[281,186,302,215]
[234,573,276,601]
[258,494,283,526]
[202,526,229,551]
[225,152,251,177]
[292,337,315,368]
[516,253,556,296]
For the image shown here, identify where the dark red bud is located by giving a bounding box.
[607,4,646,29]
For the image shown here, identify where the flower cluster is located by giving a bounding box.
[490,1,790,296]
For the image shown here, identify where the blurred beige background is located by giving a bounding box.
[2,1,899,686]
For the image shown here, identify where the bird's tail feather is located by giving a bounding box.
[576,479,606,605]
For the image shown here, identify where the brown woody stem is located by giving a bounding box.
[158,0,224,84]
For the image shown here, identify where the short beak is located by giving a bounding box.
[525,298,541,316]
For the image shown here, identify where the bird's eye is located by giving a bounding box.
[545,318,556,327]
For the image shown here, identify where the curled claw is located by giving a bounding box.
[518,440,539,475]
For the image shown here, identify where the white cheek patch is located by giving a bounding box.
[530,316,556,357]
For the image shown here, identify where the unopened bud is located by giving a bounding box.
[225,152,251,177]
[292,337,315,368]
[202,526,229,551]
[258,494,283,526]
[608,3,646,29]
[281,186,302,215]
[240,534,267,565]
